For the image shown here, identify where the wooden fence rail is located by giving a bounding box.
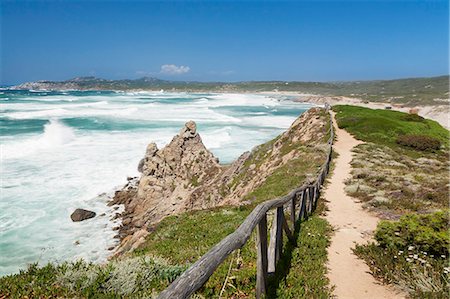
[158,106,334,299]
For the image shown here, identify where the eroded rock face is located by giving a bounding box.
[71,209,96,222]
[110,121,222,254]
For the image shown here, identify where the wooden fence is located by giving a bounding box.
[158,106,334,299]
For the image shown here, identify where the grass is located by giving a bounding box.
[333,105,449,151]
[243,153,324,205]
[271,201,333,298]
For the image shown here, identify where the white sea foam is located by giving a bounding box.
[2,119,76,159]
[0,91,312,276]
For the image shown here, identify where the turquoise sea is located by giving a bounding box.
[0,90,313,276]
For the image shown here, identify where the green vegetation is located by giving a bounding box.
[333,105,449,150]
[272,205,333,298]
[244,154,323,204]
[0,256,185,298]
[396,134,442,151]
[354,211,449,298]
[334,105,449,214]
[334,105,449,297]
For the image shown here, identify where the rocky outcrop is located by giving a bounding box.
[71,209,96,222]
[110,120,222,254]
[111,108,330,255]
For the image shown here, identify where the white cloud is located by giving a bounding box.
[160,64,190,75]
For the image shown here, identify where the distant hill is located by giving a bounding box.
[11,75,449,105]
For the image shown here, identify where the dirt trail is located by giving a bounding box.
[323,113,404,299]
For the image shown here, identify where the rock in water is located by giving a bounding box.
[70,208,96,222]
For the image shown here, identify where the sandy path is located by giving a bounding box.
[323,113,404,299]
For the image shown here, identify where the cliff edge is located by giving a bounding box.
[110,108,330,255]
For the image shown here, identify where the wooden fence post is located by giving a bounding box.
[290,195,296,226]
[268,207,283,273]
[256,214,268,298]
[299,191,306,220]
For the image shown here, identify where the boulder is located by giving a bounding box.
[70,208,96,222]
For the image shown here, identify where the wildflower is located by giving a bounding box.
[413,254,418,259]
[394,256,397,259]
[441,255,446,258]
[398,251,403,255]
[406,258,412,262]
[408,246,414,251]
[423,252,427,256]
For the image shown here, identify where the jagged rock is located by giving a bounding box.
[70,209,96,222]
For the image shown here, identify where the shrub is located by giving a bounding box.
[354,211,450,297]
[396,134,441,151]
[402,114,425,122]
[57,256,186,296]
[374,210,449,257]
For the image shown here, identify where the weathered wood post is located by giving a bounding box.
[304,189,310,219]
[268,207,283,273]
[290,195,296,226]
[308,186,314,214]
[256,214,268,298]
[299,190,306,220]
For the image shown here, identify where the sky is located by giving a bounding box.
[1,0,449,85]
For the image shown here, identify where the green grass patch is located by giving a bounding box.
[244,154,324,204]
[134,206,253,264]
[271,211,333,298]
[333,105,449,151]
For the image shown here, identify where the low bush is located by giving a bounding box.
[402,113,425,122]
[354,210,450,298]
[396,134,441,151]
[0,255,185,298]
[374,210,449,257]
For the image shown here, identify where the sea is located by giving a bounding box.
[0,89,313,276]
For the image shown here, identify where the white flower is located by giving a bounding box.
[408,246,414,251]
[441,255,446,258]
[413,254,418,259]
[406,258,412,262]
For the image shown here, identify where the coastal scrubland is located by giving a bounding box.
[333,105,449,298]
[0,109,333,298]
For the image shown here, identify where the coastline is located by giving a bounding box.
[259,92,449,129]
[258,91,450,130]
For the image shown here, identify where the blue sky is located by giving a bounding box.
[1,0,448,84]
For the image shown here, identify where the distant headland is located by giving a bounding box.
[9,75,449,106]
